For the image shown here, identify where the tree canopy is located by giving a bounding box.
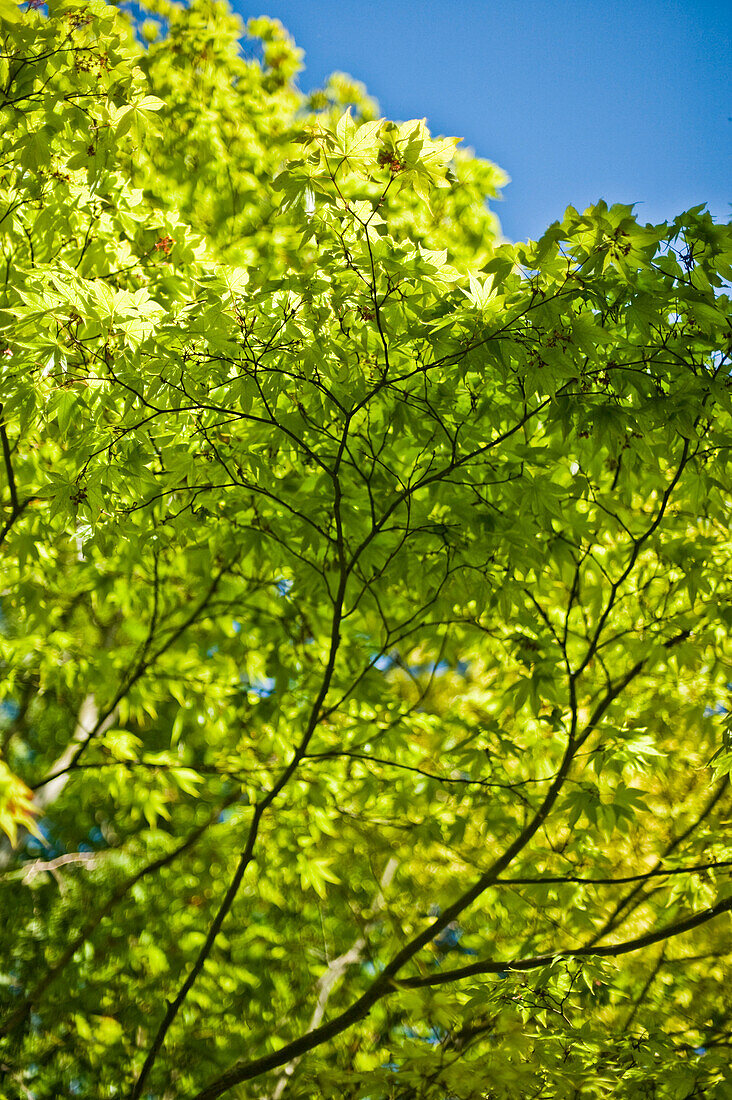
[0,2,731,1097]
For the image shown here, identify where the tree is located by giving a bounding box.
[0,1,730,1097]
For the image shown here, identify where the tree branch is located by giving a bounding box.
[192,896,732,1099]
[130,437,353,1097]
[500,859,732,888]
[400,894,732,989]
[0,405,18,513]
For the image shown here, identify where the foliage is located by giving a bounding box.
[0,1,730,1097]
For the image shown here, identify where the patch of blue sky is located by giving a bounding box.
[0,699,19,722]
[249,677,276,697]
[233,0,730,243]
[371,655,471,676]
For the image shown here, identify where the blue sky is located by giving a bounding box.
[232,0,731,242]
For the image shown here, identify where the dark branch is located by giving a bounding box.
[401,894,732,989]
